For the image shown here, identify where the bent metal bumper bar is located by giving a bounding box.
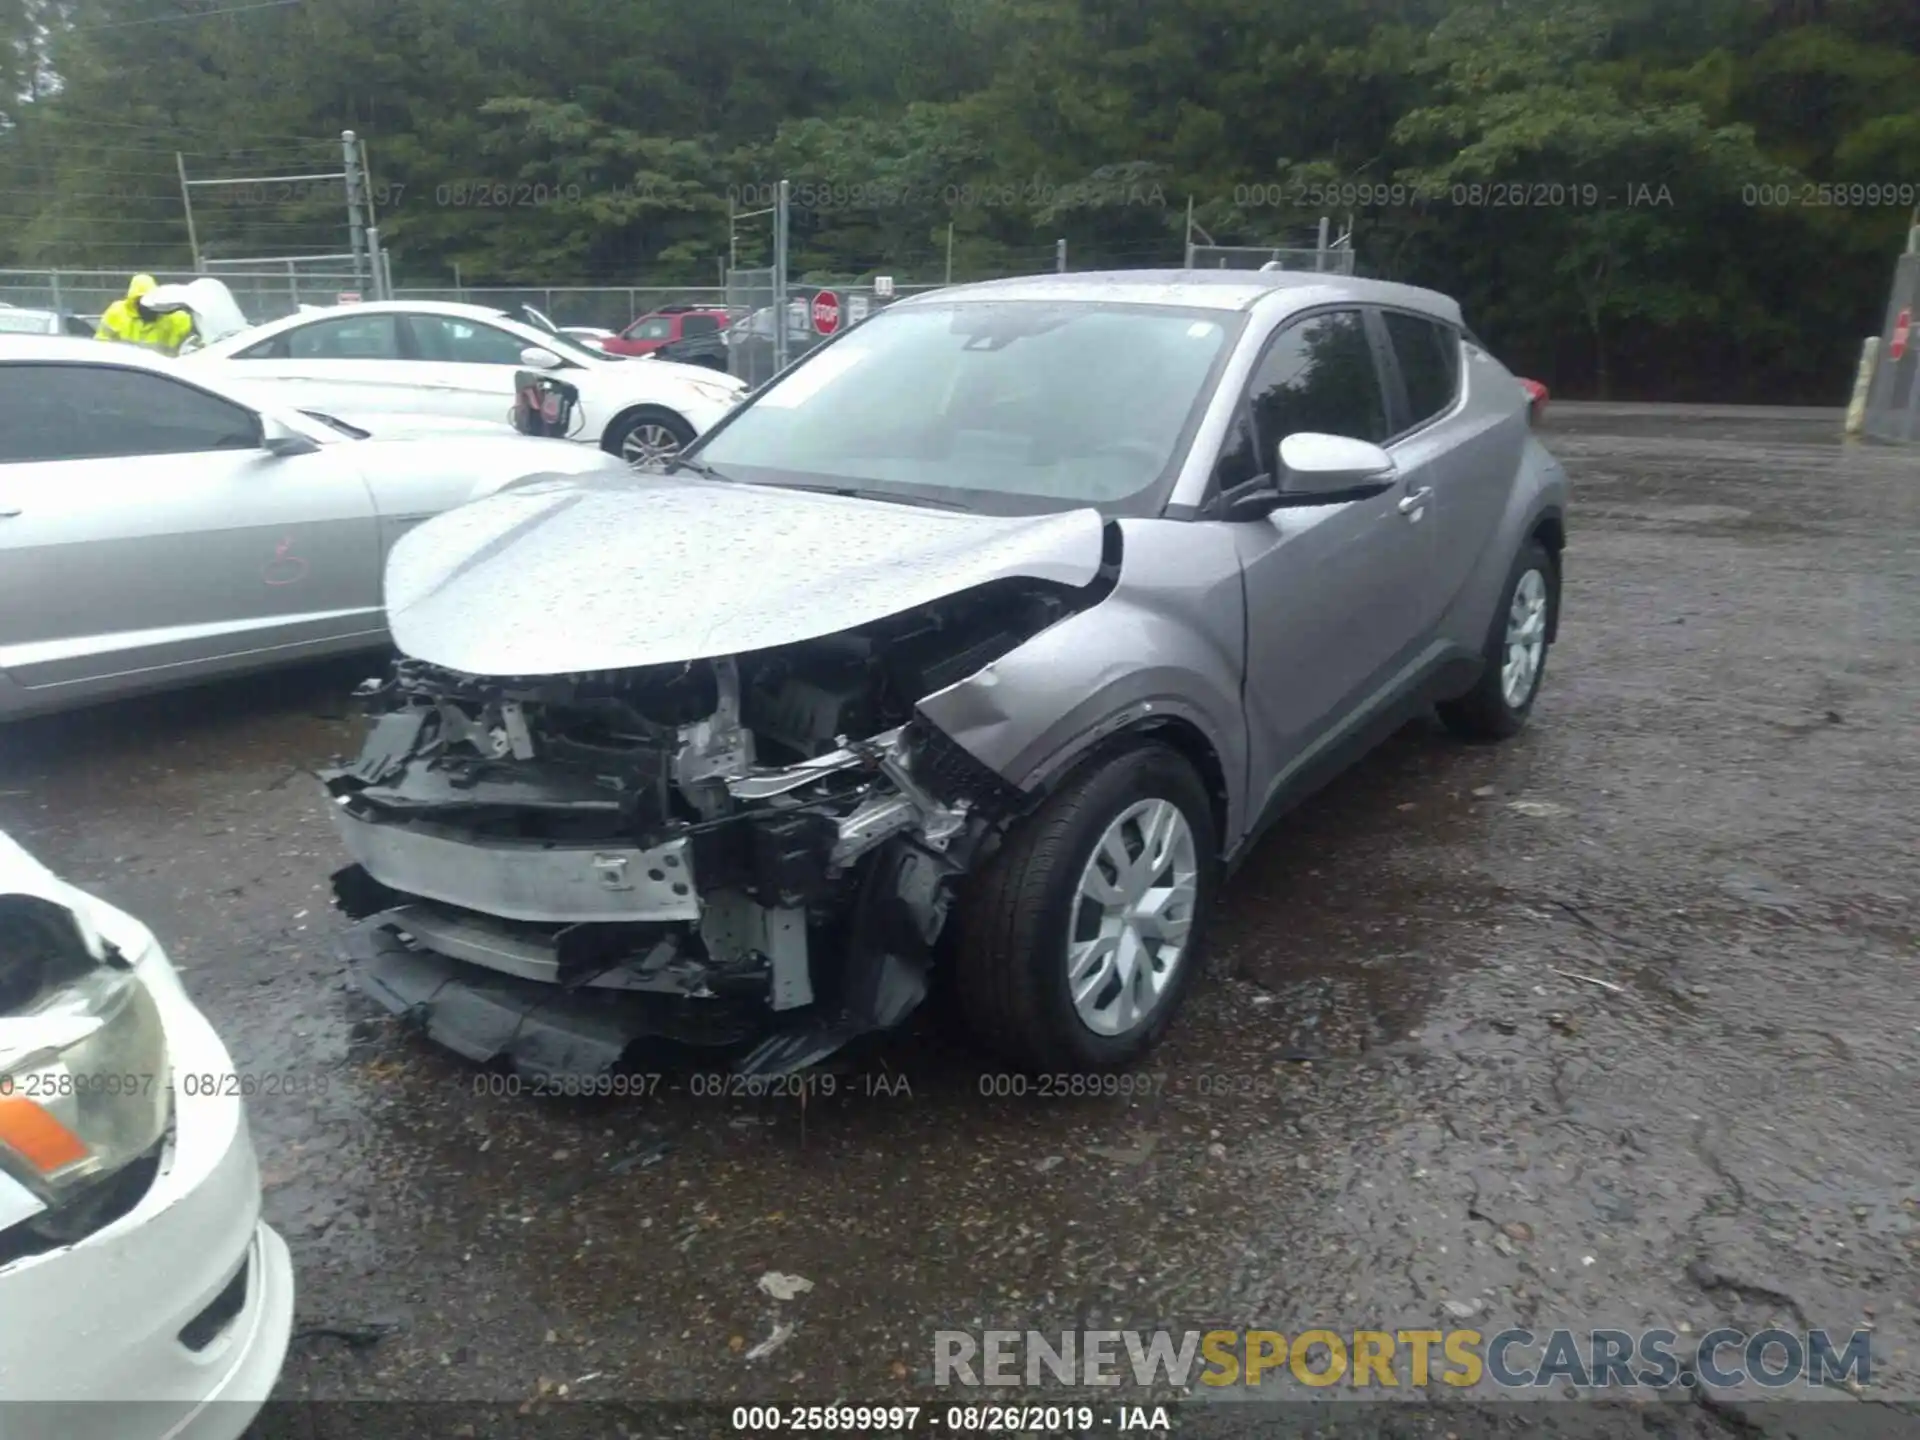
[327,798,701,924]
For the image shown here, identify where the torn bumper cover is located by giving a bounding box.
[321,636,1035,1080]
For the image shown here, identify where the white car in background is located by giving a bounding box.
[0,336,626,720]
[0,830,292,1439]
[186,300,748,465]
[0,307,95,339]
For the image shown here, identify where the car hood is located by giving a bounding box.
[384,472,1107,675]
[587,354,744,393]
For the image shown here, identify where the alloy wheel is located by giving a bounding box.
[621,422,683,466]
[1502,568,1549,709]
[1067,799,1199,1037]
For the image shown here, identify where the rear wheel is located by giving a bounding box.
[952,743,1216,1071]
[605,408,695,467]
[1438,538,1557,741]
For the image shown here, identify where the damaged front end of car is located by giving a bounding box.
[322,573,1100,1081]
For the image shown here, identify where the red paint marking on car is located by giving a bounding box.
[262,536,309,586]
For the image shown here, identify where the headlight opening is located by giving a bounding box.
[0,895,173,1209]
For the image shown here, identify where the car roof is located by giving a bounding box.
[0,334,174,365]
[265,299,516,322]
[898,268,1463,325]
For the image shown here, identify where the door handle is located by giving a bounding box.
[1397,487,1432,515]
[0,507,21,519]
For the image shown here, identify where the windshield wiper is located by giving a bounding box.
[773,482,970,511]
[664,454,730,481]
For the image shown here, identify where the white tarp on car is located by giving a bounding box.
[142,277,252,347]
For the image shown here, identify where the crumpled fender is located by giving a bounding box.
[914,518,1250,845]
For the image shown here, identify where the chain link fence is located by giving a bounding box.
[1185,244,1358,274]
[392,286,731,331]
[0,266,365,326]
[0,271,738,332]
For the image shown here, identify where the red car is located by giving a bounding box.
[602,304,731,357]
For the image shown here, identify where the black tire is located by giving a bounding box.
[951,742,1218,1071]
[603,407,696,466]
[1438,537,1557,741]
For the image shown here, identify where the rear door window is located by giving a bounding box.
[1381,311,1462,430]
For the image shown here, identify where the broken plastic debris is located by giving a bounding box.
[744,1320,797,1361]
[757,1272,815,1301]
[1087,1134,1159,1165]
[1556,970,1625,994]
[1508,799,1570,818]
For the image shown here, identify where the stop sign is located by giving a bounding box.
[811,290,841,336]
[1894,308,1912,361]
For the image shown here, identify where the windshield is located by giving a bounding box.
[515,307,622,364]
[695,300,1238,515]
[535,324,626,365]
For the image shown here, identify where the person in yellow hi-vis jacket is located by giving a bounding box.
[94,274,194,355]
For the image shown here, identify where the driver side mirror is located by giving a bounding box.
[519,346,562,371]
[1216,433,1398,521]
[1275,433,1396,503]
[260,415,319,457]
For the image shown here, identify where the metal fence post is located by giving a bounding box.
[49,269,62,317]
[344,130,369,295]
[773,180,790,375]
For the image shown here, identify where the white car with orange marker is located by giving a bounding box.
[0,830,293,1438]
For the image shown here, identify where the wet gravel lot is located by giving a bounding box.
[2,404,1916,1432]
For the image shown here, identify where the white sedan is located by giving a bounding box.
[0,336,627,720]
[0,830,292,1440]
[186,300,748,465]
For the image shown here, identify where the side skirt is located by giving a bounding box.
[1225,641,1481,877]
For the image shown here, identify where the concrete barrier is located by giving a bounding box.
[1846,337,1879,437]
[1863,250,1920,442]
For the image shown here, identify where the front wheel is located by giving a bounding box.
[952,742,1217,1071]
[605,408,695,467]
[1438,537,1557,741]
